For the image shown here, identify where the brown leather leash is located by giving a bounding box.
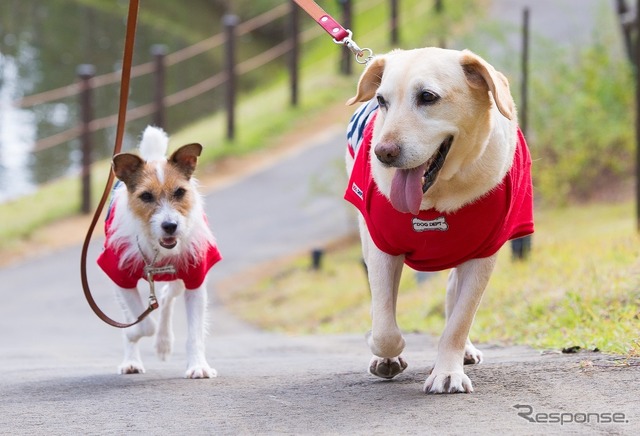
[292,0,373,64]
[83,0,370,328]
[80,0,158,329]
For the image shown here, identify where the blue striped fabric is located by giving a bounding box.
[346,99,378,157]
[105,180,123,221]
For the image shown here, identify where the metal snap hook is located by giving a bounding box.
[355,47,374,64]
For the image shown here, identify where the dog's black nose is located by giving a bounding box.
[161,221,178,235]
[374,142,401,164]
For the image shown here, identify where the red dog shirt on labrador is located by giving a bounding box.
[97,201,222,290]
[344,106,534,272]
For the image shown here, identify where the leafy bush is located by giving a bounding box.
[530,35,635,205]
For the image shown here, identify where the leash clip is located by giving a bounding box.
[140,242,176,312]
[147,287,159,310]
[143,264,175,311]
[334,30,374,65]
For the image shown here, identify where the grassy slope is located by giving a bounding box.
[221,200,640,357]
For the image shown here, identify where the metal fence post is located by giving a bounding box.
[289,0,300,107]
[390,0,399,45]
[520,8,529,138]
[512,7,532,260]
[77,64,95,215]
[338,0,352,75]
[636,0,640,230]
[435,0,446,48]
[311,248,323,270]
[224,14,239,141]
[613,0,640,229]
[615,0,634,63]
[151,44,167,129]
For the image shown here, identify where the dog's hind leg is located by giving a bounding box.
[445,269,483,365]
[183,284,216,379]
[115,286,156,374]
[364,229,408,379]
[154,281,184,361]
[424,255,497,394]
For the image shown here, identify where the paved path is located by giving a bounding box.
[0,124,353,366]
[1,1,639,434]
[2,122,637,436]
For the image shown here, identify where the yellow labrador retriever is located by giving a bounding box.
[344,47,534,394]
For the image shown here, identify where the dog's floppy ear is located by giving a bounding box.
[346,56,386,106]
[460,50,515,120]
[169,143,203,179]
[112,153,144,188]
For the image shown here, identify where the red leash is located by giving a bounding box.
[292,0,373,64]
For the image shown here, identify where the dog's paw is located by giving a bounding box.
[118,360,146,375]
[125,318,156,342]
[185,364,217,379]
[368,356,408,379]
[423,370,473,394]
[464,342,483,365]
[154,332,174,361]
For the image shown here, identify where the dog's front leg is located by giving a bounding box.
[154,282,184,361]
[183,284,216,379]
[115,286,156,374]
[424,255,497,394]
[365,231,408,379]
[445,269,483,365]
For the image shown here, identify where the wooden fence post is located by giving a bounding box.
[151,44,167,129]
[390,0,399,45]
[339,0,353,75]
[289,0,300,107]
[224,14,239,141]
[77,64,95,215]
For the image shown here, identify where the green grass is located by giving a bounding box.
[456,1,634,207]
[220,200,640,357]
[1,0,475,252]
[0,160,111,243]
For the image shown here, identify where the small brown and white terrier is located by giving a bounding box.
[97,126,222,378]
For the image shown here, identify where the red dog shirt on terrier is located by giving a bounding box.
[98,201,221,289]
[97,126,222,379]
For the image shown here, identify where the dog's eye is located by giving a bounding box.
[417,90,440,106]
[139,191,154,203]
[174,188,186,199]
[376,95,387,109]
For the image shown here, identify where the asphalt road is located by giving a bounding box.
[1,1,639,435]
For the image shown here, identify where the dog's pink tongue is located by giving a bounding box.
[390,165,426,215]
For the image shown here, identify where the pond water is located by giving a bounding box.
[0,0,281,203]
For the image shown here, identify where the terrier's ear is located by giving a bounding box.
[112,153,145,188]
[169,143,203,179]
